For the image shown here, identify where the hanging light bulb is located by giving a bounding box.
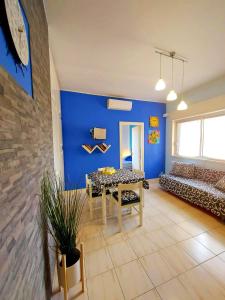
[177,60,188,110]
[155,79,166,91]
[177,100,188,110]
[155,54,166,91]
[167,90,177,101]
[167,55,177,101]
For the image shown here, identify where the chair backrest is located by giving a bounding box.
[85,174,92,195]
[117,181,143,205]
[133,169,145,177]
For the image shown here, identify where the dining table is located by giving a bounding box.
[88,169,149,224]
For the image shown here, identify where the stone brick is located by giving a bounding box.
[0,0,54,299]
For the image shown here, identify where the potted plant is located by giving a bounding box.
[40,173,85,289]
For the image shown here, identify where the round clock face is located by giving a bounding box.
[4,0,29,66]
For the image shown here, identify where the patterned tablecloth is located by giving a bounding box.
[88,169,149,191]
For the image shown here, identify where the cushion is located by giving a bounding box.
[86,186,101,197]
[159,173,225,219]
[112,190,140,206]
[142,180,149,190]
[124,155,132,162]
[215,176,225,192]
[170,162,195,179]
[162,174,225,197]
[195,166,225,184]
[86,187,110,197]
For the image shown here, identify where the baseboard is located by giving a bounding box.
[147,178,159,183]
[64,188,86,192]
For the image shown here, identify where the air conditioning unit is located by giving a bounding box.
[107,99,132,111]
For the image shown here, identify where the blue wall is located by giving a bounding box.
[0,0,33,96]
[61,91,166,189]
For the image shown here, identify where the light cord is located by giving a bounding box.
[171,57,174,88]
[181,60,184,100]
[159,53,162,78]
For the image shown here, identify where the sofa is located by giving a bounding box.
[159,162,225,220]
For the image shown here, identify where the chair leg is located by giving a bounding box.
[139,202,143,226]
[109,195,113,216]
[89,199,93,219]
[118,206,122,232]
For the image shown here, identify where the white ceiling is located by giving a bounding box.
[45,0,225,102]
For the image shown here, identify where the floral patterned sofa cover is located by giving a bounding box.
[159,162,225,220]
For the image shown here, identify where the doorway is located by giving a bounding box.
[119,122,144,171]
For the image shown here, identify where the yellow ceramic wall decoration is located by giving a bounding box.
[150,116,159,128]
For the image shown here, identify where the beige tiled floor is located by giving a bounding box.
[54,180,225,300]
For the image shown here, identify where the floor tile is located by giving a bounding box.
[102,220,126,245]
[79,224,102,241]
[140,252,176,286]
[52,281,89,300]
[108,240,137,267]
[121,215,142,232]
[142,218,162,232]
[163,223,191,242]
[209,226,225,241]
[166,211,188,223]
[195,232,225,254]
[151,214,174,227]
[68,281,89,300]
[84,234,106,253]
[143,207,161,217]
[194,214,223,230]
[159,244,198,275]
[145,229,176,249]
[178,219,206,236]
[78,182,225,300]
[85,247,113,278]
[179,265,225,299]
[115,260,153,300]
[218,251,225,262]
[128,233,158,257]
[87,269,124,300]
[135,289,161,300]
[125,224,148,238]
[104,232,125,245]
[202,256,225,289]
[157,278,194,300]
[178,237,215,263]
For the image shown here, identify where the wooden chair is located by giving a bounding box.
[85,174,110,219]
[133,169,145,206]
[110,182,143,231]
[86,174,98,219]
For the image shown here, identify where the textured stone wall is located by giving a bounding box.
[0,1,53,299]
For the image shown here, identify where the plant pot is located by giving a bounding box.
[58,251,81,289]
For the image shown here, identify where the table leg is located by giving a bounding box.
[102,187,107,224]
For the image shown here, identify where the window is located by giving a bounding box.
[174,113,225,161]
[177,120,201,157]
[203,115,225,160]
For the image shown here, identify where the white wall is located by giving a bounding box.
[49,49,64,180]
[166,75,225,172]
[121,125,131,158]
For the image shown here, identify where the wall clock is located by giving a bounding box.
[4,0,29,66]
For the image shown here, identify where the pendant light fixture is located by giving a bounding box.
[177,60,188,111]
[155,53,166,91]
[167,55,177,101]
[154,49,188,103]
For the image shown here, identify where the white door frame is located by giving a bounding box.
[119,121,144,171]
